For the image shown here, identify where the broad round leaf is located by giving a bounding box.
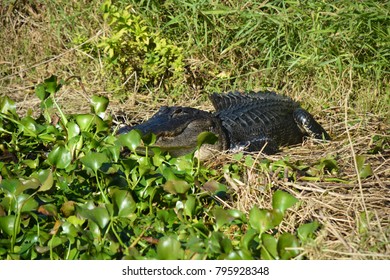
[157,235,183,260]
[91,95,109,118]
[111,189,136,217]
[80,152,109,172]
[163,179,190,194]
[297,221,320,242]
[17,194,39,213]
[48,145,72,169]
[77,205,110,229]
[249,206,274,234]
[66,121,80,139]
[184,195,196,218]
[75,114,95,131]
[118,130,142,152]
[277,233,300,260]
[0,215,16,236]
[272,190,299,213]
[197,131,218,147]
[0,96,16,114]
[261,233,278,260]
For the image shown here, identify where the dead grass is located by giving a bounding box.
[206,109,389,259]
[0,1,388,260]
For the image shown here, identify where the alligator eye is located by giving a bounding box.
[171,108,185,118]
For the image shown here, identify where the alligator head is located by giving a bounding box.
[118,106,228,158]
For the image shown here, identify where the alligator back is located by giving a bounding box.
[210,91,312,154]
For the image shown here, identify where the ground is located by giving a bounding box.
[0,0,388,259]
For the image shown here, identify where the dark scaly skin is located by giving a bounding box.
[118,91,330,157]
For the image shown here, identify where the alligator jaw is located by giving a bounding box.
[118,106,228,157]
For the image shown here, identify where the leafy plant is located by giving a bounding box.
[0,76,320,260]
[97,0,184,91]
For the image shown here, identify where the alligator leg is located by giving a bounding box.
[233,137,279,154]
[293,108,331,140]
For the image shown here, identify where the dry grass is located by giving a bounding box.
[0,1,388,260]
[207,109,389,259]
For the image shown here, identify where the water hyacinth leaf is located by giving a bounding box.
[0,178,22,195]
[91,95,109,118]
[18,194,39,213]
[37,169,54,192]
[75,114,95,131]
[356,155,373,179]
[261,233,278,260]
[38,204,58,217]
[118,129,142,152]
[0,215,16,236]
[76,205,110,229]
[111,189,136,217]
[227,209,246,221]
[66,121,80,139]
[213,208,232,230]
[18,178,40,194]
[0,96,16,115]
[43,75,60,95]
[163,179,190,194]
[248,206,274,234]
[240,228,257,250]
[35,83,49,101]
[48,145,72,169]
[197,131,218,147]
[297,221,320,242]
[277,233,300,260]
[80,152,109,172]
[272,190,298,213]
[142,132,156,146]
[94,116,109,132]
[225,249,253,260]
[157,235,183,260]
[60,201,76,217]
[184,195,196,218]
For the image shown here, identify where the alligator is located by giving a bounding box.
[118,91,331,158]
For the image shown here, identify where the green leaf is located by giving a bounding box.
[76,205,110,229]
[297,221,320,242]
[35,83,49,101]
[91,95,109,118]
[261,233,278,260]
[80,152,109,172]
[0,96,16,115]
[118,129,142,152]
[197,131,218,147]
[157,235,183,260]
[277,233,300,260]
[163,179,190,194]
[66,121,80,139]
[44,75,60,94]
[240,228,257,250]
[36,169,54,192]
[75,114,95,131]
[48,145,72,169]
[248,206,274,234]
[18,194,39,213]
[0,215,16,236]
[0,179,21,195]
[111,189,136,217]
[184,195,196,218]
[356,155,373,179]
[272,190,298,213]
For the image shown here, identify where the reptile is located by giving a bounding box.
[118,91,331,158]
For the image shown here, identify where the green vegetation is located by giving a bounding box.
[0,77,320,259]
[0,0,389,260]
